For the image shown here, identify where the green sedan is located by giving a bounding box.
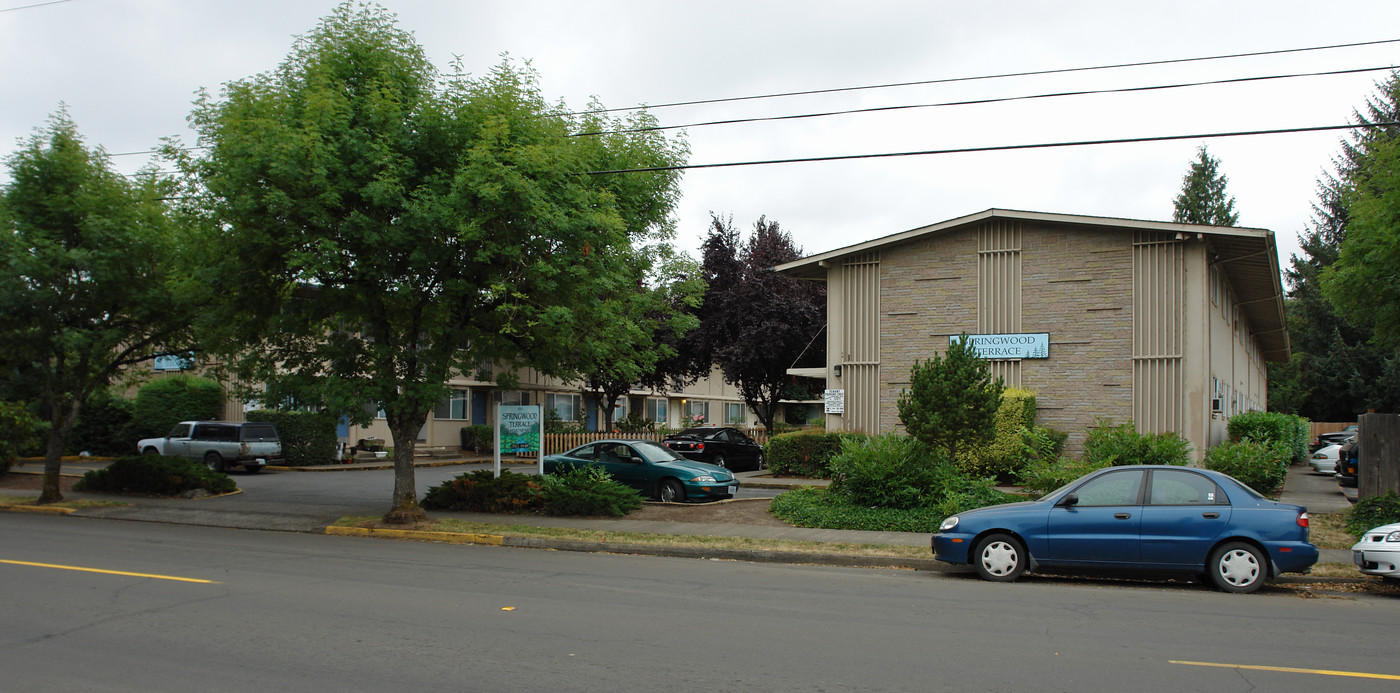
[543,439,740,502]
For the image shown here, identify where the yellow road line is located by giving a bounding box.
[1171,660,1400,681]
[0,559,219,584]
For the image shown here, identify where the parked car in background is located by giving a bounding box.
[932,465,1318,593]
[138,421,283,473]
[1351,522,1400,579]
[1313,424,1358,452]
[543,439,739,502]
[1336,436,1359,488]
[1309,444,1342,474]
[661,426,766,471]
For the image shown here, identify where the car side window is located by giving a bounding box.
[1149,470,1223,505]
[168,423,192,438]
[191,424,213,440]
[571,445,598,461]
[1072,470,1144,507]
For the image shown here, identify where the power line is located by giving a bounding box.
[0,0,73,13]
[580,65,1400,137]
[584,122,1400,175]
[570,37,1400,116]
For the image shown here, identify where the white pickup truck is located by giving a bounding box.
[138,421,283,473]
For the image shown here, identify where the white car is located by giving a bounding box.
[1309,443,1341,474]
[1351,522,1400,579]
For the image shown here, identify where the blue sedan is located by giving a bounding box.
[932,465,1318,593]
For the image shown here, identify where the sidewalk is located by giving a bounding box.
[3,459,1361,577]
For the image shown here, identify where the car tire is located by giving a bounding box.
[1208,542,1267,594]
[142,447,159,456]
[658,479,685,503]
[713,455,727,469]
[204,452,225,474]
[756,452,766,471]
[973,533,1027,582]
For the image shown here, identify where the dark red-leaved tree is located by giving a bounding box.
[683,214,825,432]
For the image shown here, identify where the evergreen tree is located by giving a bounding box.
[1172,145,1240,227]
[896,335,1005,461]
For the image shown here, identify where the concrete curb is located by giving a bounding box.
[323,523,945,570]
[0,504,76,515]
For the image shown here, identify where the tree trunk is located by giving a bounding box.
[37,399,81,505]
[383,415,426,525]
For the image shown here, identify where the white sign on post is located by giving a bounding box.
[494,405,543,478]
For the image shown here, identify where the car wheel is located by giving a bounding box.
[713,455,727,469]
[973,533,1026,582]
[756,452,766,470]
[1209,542,1267,594]
[658,479,685,503]
[204,452,225,474]
[142,447,159,456]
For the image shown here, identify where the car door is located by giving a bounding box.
[596,442,649,491]
[1138,469,1231,567]
[725,429,761,469]
[165,423,193,457]
[1045,469,1145,565]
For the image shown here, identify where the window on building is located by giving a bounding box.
[725,402,745,425]
[547,393,581,423]
[1209,266,1219,306]
[645,398,668,424]
[499,390,529,406]
[612,399,627,423]
[434,389,470,420]
[685,400,709,424]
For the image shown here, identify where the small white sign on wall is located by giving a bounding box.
[824,389,845,414]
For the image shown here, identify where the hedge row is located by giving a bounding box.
[246,410,338,466]
[1227,411,1310,466]
[764,430,867,478]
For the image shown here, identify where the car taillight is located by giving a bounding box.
[695,442,704,452]
[1298,512,1310,528]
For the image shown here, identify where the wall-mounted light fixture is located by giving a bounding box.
[833,365,842,377]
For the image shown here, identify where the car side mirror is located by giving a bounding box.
[630,456,644,465]
[1059,493,1079,507]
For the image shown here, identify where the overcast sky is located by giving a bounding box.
[4,0,1399,271]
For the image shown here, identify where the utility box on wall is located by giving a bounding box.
[1358,413,1400,498]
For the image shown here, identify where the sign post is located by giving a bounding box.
[494,405,543,478]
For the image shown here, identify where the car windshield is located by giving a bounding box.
[634,441,687,463]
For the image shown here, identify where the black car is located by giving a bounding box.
[1336,435,1360,488]
[1313,425,1358,452]
[662,427,766,471]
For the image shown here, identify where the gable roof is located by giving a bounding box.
[774,208,1290,362]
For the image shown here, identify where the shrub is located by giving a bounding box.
[246,410,336,466]
[1227,411,1309,466]
[1347,492,1400,539]
[74,455,236,496]
[765,430,866,478]
[615,410,655,434]
[1082,419,1191,467]
[829,434,942,509]
[133,375,224,437]
[770,479,1018,533]
[68,391,139,457]
[420,470,543,513]
[0,401,40,474]
[460,425,494,452]
[1016,455,1107,497]
[1202,439,1289,496]
[958,388,1038,479]
[537,466,644,516]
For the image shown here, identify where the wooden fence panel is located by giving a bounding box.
[543,428,776,454]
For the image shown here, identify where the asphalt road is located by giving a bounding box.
[4,513,1397,692]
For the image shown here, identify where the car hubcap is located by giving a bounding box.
[1219,550,1259,586]
[981,542,1018,576]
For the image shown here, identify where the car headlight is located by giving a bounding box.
[692,475,717,483]
[1385,531,1400,542]
[939,516,959,532]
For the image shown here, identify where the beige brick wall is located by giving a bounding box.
[876,221,1136,455]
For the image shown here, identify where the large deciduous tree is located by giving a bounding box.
[688,215,825,432]
[1269,72,1400,419]
[180,3,685,522]
[1322,72,1400,351]
[1171,145,1239,227]
[0,111,199,503]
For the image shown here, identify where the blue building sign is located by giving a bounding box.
[951,333,1050,360]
